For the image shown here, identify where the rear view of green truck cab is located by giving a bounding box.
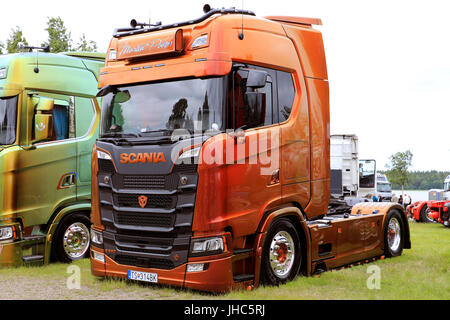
[0,51,104,266]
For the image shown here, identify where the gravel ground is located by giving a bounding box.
[0,260,204,300]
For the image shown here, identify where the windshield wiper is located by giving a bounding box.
[139,129,172,136]
[101,132,141,138]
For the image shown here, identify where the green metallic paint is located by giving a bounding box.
[0,52,104,266]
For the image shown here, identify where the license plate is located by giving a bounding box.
[128,270,158,283]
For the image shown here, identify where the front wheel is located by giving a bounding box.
[52,213,91,263]
[419,204,433,223]
[384,210,404,257]
[260,218,301,285]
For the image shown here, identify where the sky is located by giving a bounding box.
[1,0,449,172]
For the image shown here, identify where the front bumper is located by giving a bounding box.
[91,246,236,292]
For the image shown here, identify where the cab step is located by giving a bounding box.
[232,248,253,262]
[234,248,253,255]
[22,235,46,242]
[22,255,44,263]
[233,274,254,282]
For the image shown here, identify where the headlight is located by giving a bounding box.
[108,49,117,60]
[178,147,201,160]
[0,226,15,241]
[90,228,103,245]
[190,236,226,257]
[97,150,111,160]
[191,34,208,49]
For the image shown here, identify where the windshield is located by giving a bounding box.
[101,77,227,137]
[444,181,450,192]
[0,96,18,145]
[359,160,376,188]
[377,183,392,192]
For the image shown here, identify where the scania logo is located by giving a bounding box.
[138,195,148,208]
[120,152,166,164]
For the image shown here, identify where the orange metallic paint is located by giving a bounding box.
[90,145,102,229]
[92,12,406,293]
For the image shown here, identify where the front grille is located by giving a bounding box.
[122,175,166,189]
[115,254,174,269]
[173,163,198,173]
[99,159,115,173]
[115,212,174,228]
[115,235,172,248]
[115,194,174,209]
[97,142,199,271]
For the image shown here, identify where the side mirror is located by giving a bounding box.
[246,70,268,88]
[245,91,266,128]
[115,90,131,104]
[34,97,54,142]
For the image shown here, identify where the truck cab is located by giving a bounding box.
[444,175,450,200]
[376,173,392,201]
[0,51,104,265]
[90,6,410,292]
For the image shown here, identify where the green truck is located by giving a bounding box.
[0,50,104,266]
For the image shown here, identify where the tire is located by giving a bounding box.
[384,210,404,257]
[52,212,91,263]
[419,204,433,223]
[260,218,301,285]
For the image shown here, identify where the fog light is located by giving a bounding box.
[92,251,105,263]
[186,264,205,272]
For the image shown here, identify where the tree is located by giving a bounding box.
[42,16,72,53]
[6,26,28,53]
[385,150,413,196]
[75,34,97,52]
[0,42,4,55]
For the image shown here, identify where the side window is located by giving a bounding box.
[258,78,273,126]
[75,97,95,137]
[231,69,274,130]
[33,95,95,143]
[32,96,74,142]
[277,71,295,122]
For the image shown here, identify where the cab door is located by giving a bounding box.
[223,67,281,234]
[16,92,77,228]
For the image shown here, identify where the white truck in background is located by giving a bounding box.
[376,173,393,201]
[330,134,377,206]
[444,175,450,200]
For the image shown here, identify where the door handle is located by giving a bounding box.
[57,172,77,189]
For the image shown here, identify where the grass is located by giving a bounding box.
[0,221,448,300]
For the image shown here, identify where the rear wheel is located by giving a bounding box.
[52,213,91,263]
[419,204,433,223]
[260,218,301,285]
[384,210,404,257]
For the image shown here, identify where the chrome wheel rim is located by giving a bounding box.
[63,223,90,259]
[269,231,295,278]
[387,218,401,252]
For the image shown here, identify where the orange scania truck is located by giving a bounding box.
[90,5,411,292]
